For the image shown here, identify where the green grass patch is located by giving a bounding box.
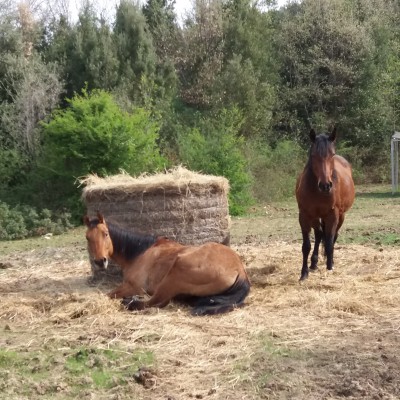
[0,226,85,256]
[0,349,20,368]
[0,346,154,397]
[346,230,400,246]
[65,347,154,390]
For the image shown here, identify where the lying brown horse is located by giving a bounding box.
[296,126,355,280]
[84,213,250,315]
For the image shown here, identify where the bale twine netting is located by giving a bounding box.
[81,167,231,280]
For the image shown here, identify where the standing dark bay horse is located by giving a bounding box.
[84,213,250,315]
[296,126,355,281]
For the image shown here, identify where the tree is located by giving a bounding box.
[177,0,224,108]
[1,55,63,157]
[0,1,63,188]
[114,0,157,104]
[143,0,178,62]
[214,0,278,138]
[274,0,398,146]
[45,4,119,99]
[142,0,179,103]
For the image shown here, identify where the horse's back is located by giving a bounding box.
[177,242,244,271]
[334,154,352,171]
[169,242,246,294]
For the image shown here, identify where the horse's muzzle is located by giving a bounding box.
[94,257,108,269]
[318,181,333,193]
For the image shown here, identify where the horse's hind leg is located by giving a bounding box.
[324,214,339,271]
[108,281,145,299]
[334,214,345,244]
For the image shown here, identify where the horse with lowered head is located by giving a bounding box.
[84,213,250,315]
[296,126,355,281]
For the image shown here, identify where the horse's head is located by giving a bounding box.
[83,212,113,269]
[309,126,337,194]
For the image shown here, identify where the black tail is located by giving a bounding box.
[191,275,251,316]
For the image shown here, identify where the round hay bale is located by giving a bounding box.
[81,167,231,280]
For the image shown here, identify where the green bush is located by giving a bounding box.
[0,148,25,188]
[336,141,390,184]
[245,139,306,202]
[178,108,253,215]
[37,89,166,219]
[0,202,72,240]
[41,88,166,176]
[0,202,27,240]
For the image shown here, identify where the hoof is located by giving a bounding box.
[122,296,145,311]
[309,265,318,271]
[299,273,308,281]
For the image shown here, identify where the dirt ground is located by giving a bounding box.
[1,193,400,399]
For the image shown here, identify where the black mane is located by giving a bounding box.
[90,218,157,260]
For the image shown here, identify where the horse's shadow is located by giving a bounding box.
[246,264,278,288]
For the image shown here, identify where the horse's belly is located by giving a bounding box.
[299,203,334,219]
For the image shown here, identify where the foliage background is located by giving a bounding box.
[0,0,399,238]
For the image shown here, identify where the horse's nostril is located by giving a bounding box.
[94,259,105,267]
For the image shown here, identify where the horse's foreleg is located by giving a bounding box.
[310,225,323,271]
[325,234,335,271]
[124,274,180,311]
[108,281,144,299]
[300,227,311,281]
[124,290,174,311]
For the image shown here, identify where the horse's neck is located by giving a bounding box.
[108,224,156,264]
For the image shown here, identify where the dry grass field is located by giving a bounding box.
[0,185,399,399]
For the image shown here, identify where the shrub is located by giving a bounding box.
[37,89,166,219]
[0,202,27,240]
[245,139,306,202]
[0,201,72,240]
[178,108,253,215]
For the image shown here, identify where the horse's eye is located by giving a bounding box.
[104,232,109,238]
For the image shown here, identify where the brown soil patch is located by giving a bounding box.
[1,236,400,399]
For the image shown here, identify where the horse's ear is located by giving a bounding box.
[96,211,105,224]
[309,129,316,143]
[83,215,90,227]
[329,125,337,142]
